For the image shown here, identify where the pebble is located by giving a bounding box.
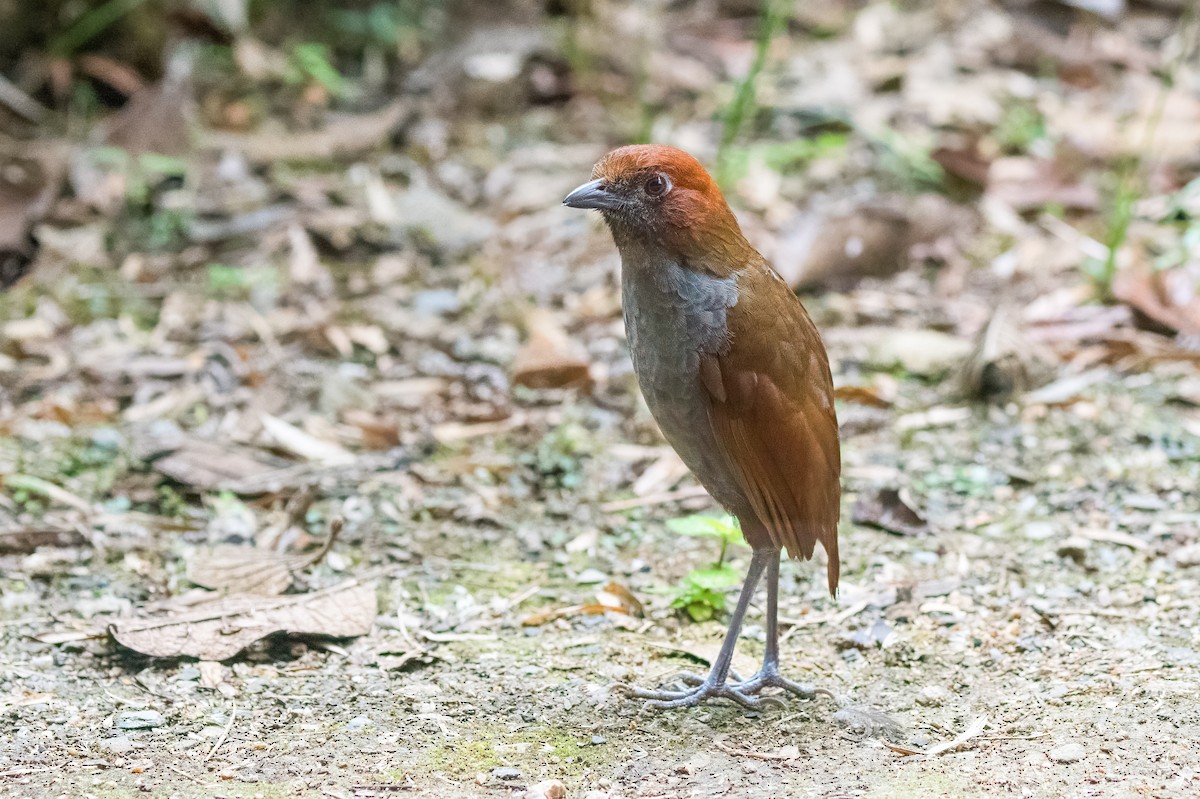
[917,685,950,706]
[346,715,372,731]
[575,568,608,585]
[524,779,566,799]
[115,710,165,730]
[101,736,135,754]
[1024,522,1058,541]
[1049,742,1086,763]
[492,767,522,780]
[1175,544,1200,567]
[1056,537,1091,564]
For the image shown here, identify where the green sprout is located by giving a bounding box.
[665,513,747,622]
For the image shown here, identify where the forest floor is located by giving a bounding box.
[3,1,1200,797]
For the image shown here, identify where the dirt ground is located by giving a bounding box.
[4,1,1200,797]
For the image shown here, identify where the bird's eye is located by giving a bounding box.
[644,174,669,197]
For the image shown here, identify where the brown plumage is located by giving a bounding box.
[564,144,842,710]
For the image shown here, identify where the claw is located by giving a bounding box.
[636,680,781,711]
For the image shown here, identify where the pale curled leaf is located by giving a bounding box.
[186,545,293,595]
[885,715,989,757]
[109,580,377,660]
[186,519,340,595]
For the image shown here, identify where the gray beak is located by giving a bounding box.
[563,179,619,211]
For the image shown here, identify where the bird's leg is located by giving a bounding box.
[732,553,904,738]
[618,549,774,710]
[733,551,823,701]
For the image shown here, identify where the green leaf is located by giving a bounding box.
[665,514,742,544]
[684,601,715,623]
[687,564,740,591]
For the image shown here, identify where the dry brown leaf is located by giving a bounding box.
[852,488,929,536]
[596,582,644,617]
[343,409,400,450]
[1113,264,1200,339]
[775,195,974,291]
[0,153,61,289]
[631,451,689,496]
[520,603,612,627]
[834,385,894,408]
[932,142,990,187]
[202,99,411,164]
[102,77,192,156]
[986,157,1098,212]
[511,308,593,390]
[0,525,88,554]
[186,544,311,595]
[187,507,339,595]
[959,307,1057,402]
[109,579,377,660]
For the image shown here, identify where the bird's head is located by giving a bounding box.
[563,145,750,274]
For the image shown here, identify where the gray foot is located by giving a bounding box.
[616,674,781,711]
[724,667,903,738]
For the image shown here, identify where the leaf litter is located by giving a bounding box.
[3,1,1200,796]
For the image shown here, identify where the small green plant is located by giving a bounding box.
[718,133,850,188]
[84,148,189,208]
[993,100,1046,155]
[872,128,945,192]
[1089,5,1198,299]
[715,0,792,187]
[666,513,747,622]
[205,263,280,300]
[287,43,346,96]
[528,421,592,489]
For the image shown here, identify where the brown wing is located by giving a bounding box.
[699,265,841,593]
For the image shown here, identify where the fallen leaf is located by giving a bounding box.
[932,142,991,187]
[109,579,377,660]
[102,76,192,155]
[260,413,354,464]
[0,153,60,289]
[596,582,644,617]
[887,715,989,756]
[852,488,929,536]
[774,195,975,291]
[511,308,593,390]
[894,405,971,432]
[0,525,88,554]
[1113,263,1200,339]
[986,157,1098,212]
[520,603,613,627]
[186,521,340,595]
[958,307,1057,401]
[631,451,689,496]
[201,99,411,164]
[834,385,894,408]
[1078,528,1147,551]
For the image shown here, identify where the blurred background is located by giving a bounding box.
[2,1,1200,796]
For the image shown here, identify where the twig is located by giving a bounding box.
[780,600,869,643]
[714,738,799,762]
[600,485,710,512]
[0,767,54,777]
[205,701,238,761]
[0,74,49,122]
[163,763,207,784]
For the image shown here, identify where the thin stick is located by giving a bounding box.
[714,738,799,762]
[205,701,237,761]
[163,763,207,784]
[600,485,710,512]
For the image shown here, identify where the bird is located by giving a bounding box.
[563,144,842,710]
